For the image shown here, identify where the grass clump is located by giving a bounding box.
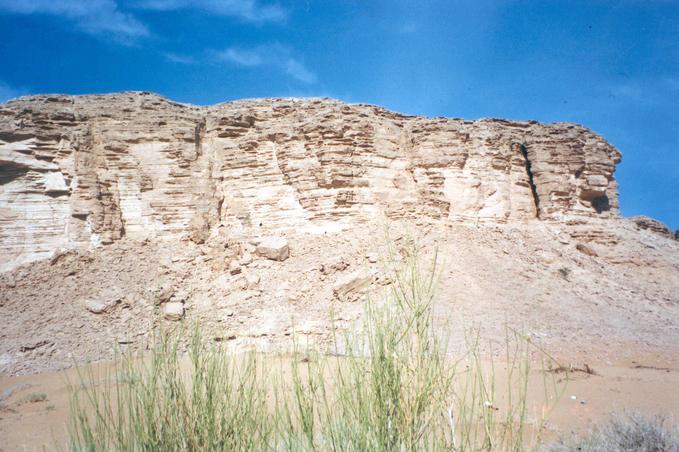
[69,333,271,451]
[277,247,453,450]
[68,241,560,451]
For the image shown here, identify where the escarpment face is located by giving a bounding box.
[0,92,621,271]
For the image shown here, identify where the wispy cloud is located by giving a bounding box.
[219,48,265,67]
[0,0,286,45]
[609,75,679,105]
[135,0,287,23]
[283,59,316,85]
[0,80,28,103]
[610,82,644,100]
[216,44,317,84]
[164,52,197,65]
[0,0,148,43]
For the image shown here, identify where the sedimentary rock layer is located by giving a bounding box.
[0,92,621,270]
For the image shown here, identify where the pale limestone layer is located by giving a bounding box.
[0,92,621,271]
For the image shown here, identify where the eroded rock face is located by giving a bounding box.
[631,215,675,239]
[0,92,621,271]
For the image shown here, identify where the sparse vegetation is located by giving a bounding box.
[549,411,679,452]
[68,243,562,451]
[547,363,598,376]
[69,332,271,451]
[21,392,47,404]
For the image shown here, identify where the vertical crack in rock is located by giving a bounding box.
[517,143,540,218]
[194,118,206,158]
[269,138,305,209]
[215,196,224,223]
[271,139,286,181]
[191,115,220,232]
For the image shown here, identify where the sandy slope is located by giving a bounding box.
[1,216,677,376]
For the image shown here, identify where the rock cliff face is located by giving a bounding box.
[0,92,621,271]
[2,92,679,378]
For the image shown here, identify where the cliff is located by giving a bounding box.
[0,92,621,271]
[3,93,677,377]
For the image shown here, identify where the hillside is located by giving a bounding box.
[0,92,677,375]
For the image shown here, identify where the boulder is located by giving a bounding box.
[163,302,184,321]
[255,237,290,261]
[85,299,108,314]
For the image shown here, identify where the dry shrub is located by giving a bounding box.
[549,411,679,452]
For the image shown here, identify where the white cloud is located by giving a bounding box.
[164,52,197,65]
[216,44,317,84]
[283,59,316,84]
[0,0,148,43]
[135,0,286,23]
[0,80,28,103]
[220,48,264,67]
[0,1,287,48]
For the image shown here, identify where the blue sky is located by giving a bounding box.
[0,0,677,229]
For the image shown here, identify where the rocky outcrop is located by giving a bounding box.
[0,92,622,271]
[631,215,676,239]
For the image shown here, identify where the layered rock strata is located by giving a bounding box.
[0,92,621,271]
